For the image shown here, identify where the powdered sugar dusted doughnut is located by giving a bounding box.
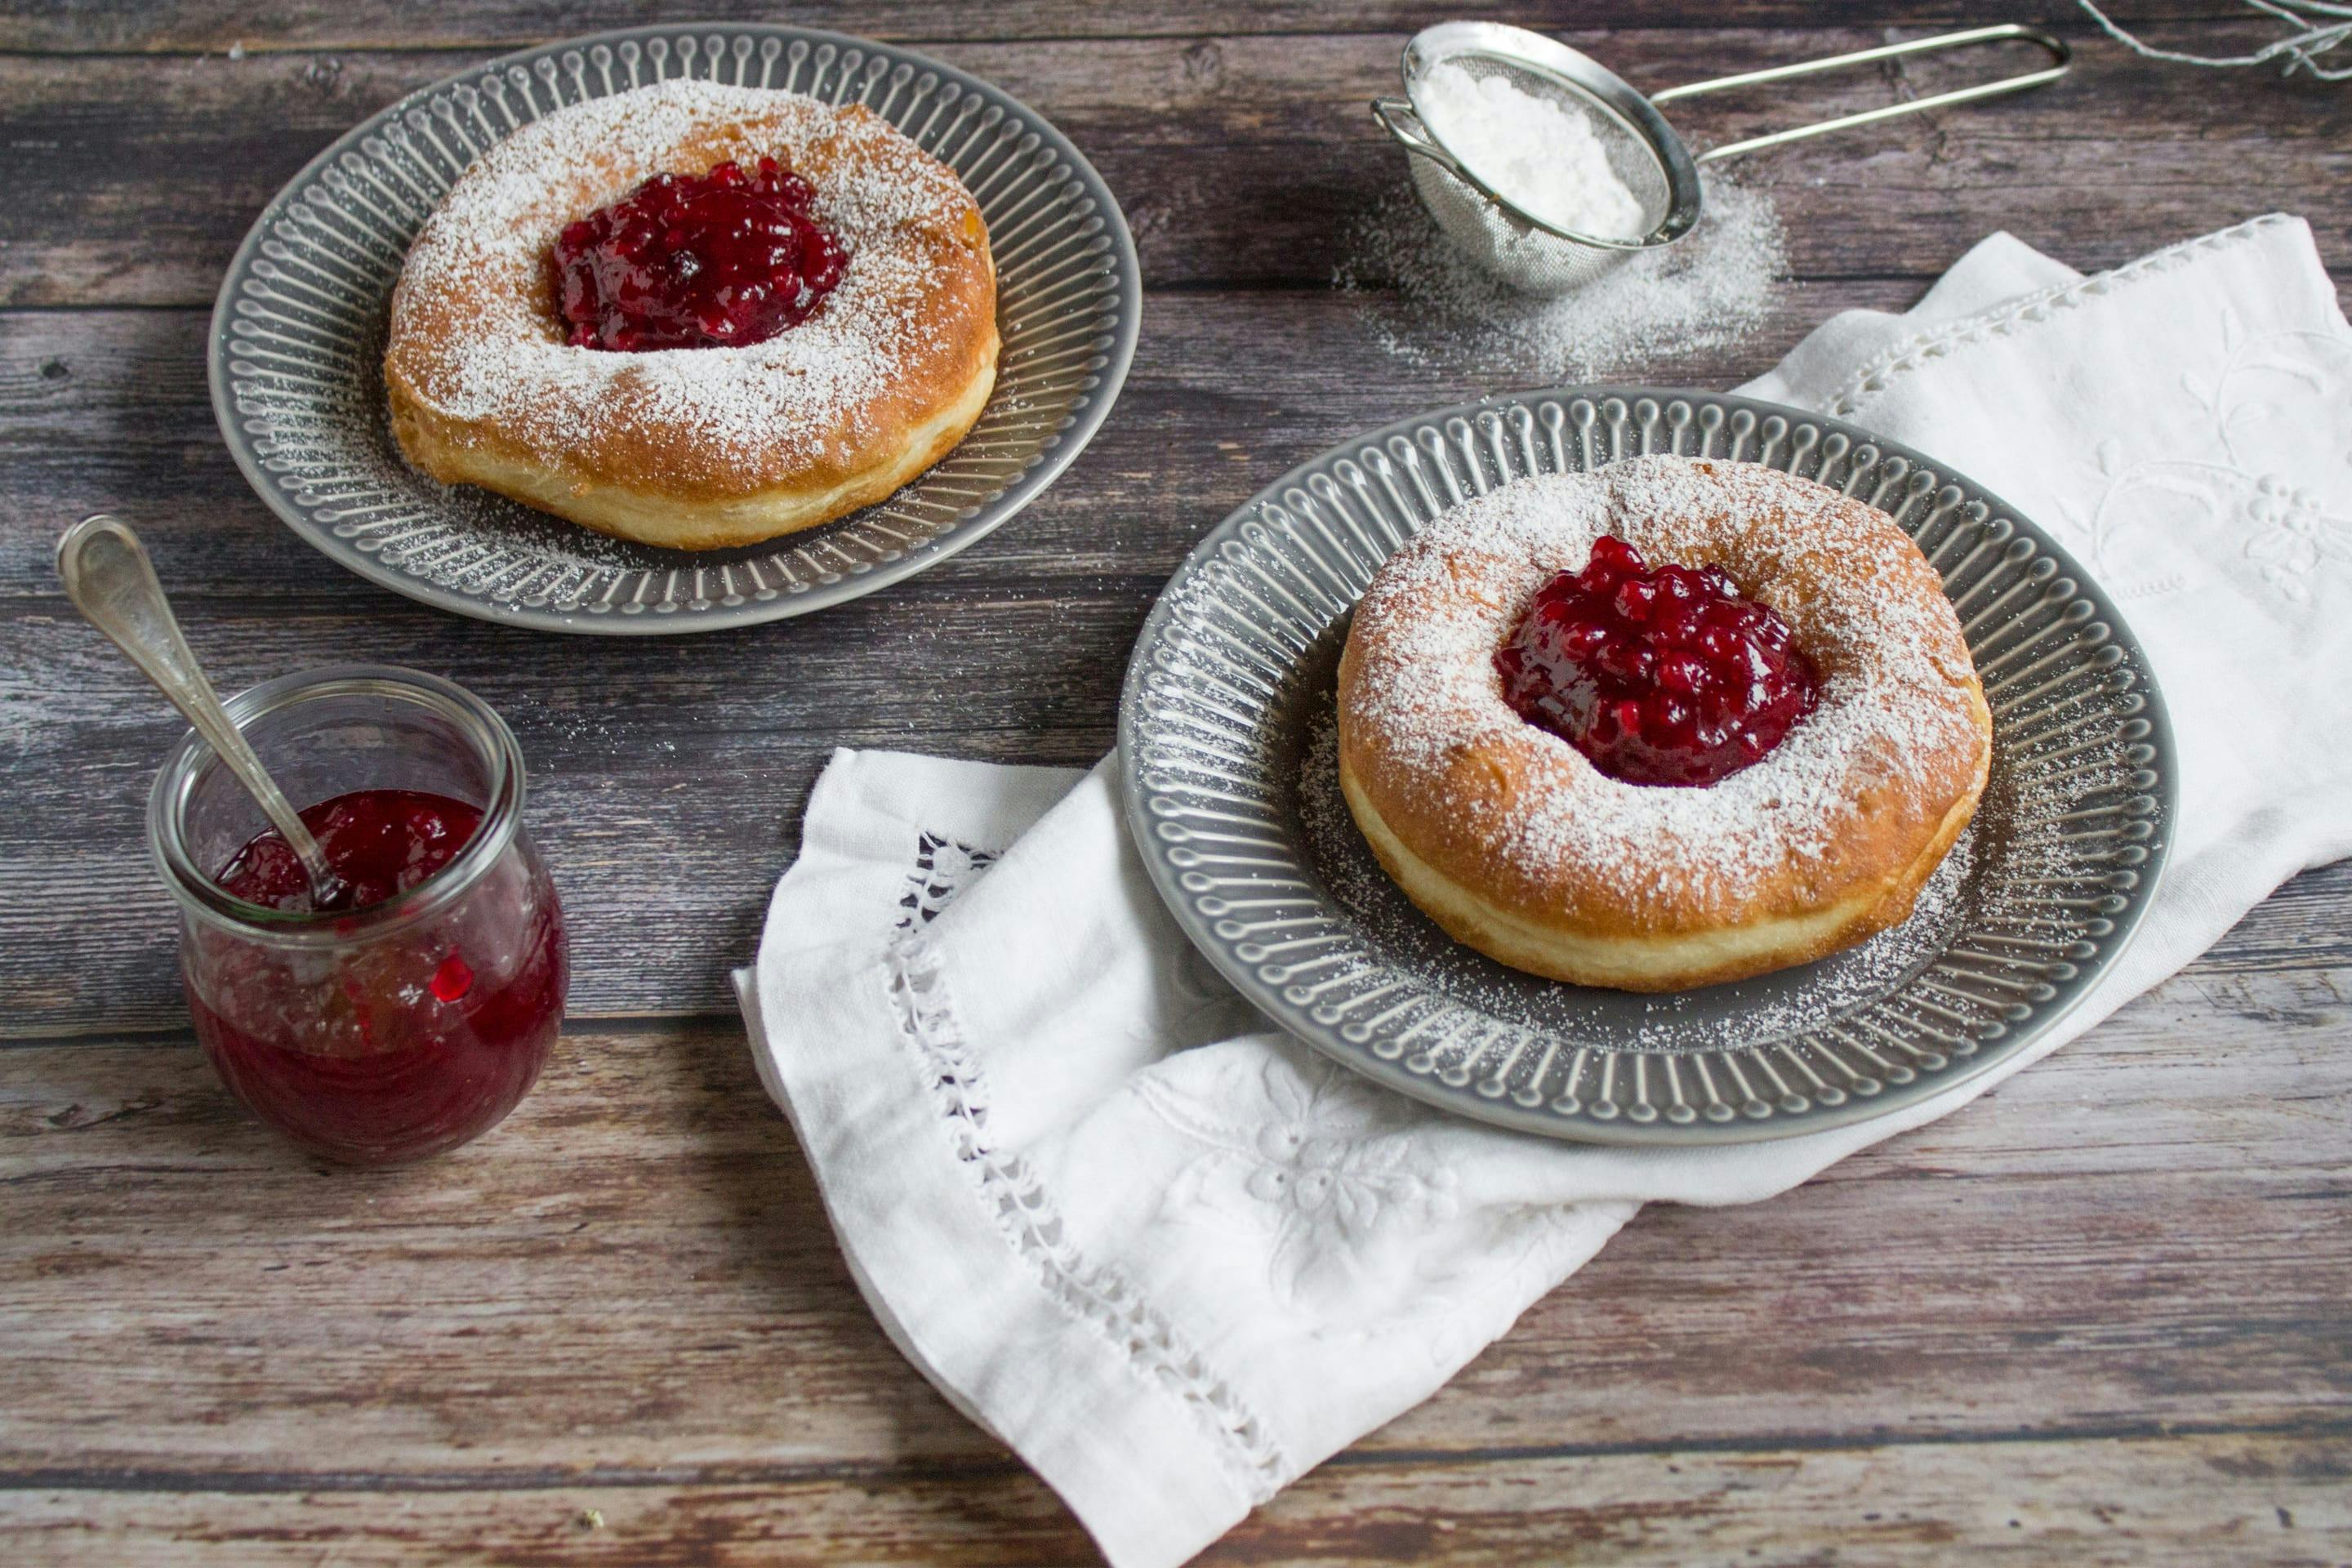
[385,79,997,550]
[1336,456,1990,991]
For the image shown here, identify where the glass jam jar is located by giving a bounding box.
[148,666,566,1165]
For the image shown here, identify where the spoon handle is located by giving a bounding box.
[58,515,348,909]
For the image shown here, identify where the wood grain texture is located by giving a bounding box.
[3,977,2349,1464]
[3,0,2350,1562]
[2,27,2348,308]
[1,973,2347,1558]
[0,2,2283,52]
[4,1431,2348,1567]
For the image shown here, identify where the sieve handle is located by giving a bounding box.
[1371,96,1474,184]
[1652,23,2069,166]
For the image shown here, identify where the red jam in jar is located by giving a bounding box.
[1496,535,1820,787]
[550,156,848,351]
[188,789,566,1165]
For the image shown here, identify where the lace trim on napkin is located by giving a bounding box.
[882,831,1291,1503]
[1824,213,2296,419]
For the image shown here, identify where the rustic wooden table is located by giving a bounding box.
[5,2,2349,1563]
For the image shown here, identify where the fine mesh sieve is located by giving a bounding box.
[1373,21,2070,296]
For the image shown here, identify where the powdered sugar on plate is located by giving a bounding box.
[1334,171,1787,378]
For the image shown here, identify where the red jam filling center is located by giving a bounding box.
[217,788,480,913]
[550,156,848,353]
[1494,535,1820,787]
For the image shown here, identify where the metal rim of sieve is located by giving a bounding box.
[1374,20,2071,258]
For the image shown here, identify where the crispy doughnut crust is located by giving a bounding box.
[384,83,997,551]
[1336,457,1992,993]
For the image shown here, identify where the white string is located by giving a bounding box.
[2075,0,2352,80]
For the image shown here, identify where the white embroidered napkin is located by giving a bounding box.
[737,214,2352,1568]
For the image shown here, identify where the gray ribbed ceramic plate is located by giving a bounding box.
[1119,390,2175,1145]
[209,24,1139,633]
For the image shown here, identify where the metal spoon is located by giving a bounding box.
[58,515,354,913]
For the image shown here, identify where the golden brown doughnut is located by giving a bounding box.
[384,80,997,550]
[1337,456,1990,992]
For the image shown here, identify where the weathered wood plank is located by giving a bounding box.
[1214,1432,2352,1567]
[0,2,2271,53]
[2,974,2345,1486]
[2,27,2346,306]
[4,1427,2348,1566]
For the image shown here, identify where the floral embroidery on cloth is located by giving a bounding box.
[1135,1053,1462,1312]
[1830,217,2352,609]
[2059,305,2352,602]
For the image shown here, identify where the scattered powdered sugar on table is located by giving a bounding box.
[1334,172,1787,378]
[1412,60,1647,240]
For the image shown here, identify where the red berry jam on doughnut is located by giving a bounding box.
[1495,534,1820,787]
[550,157,847,352]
